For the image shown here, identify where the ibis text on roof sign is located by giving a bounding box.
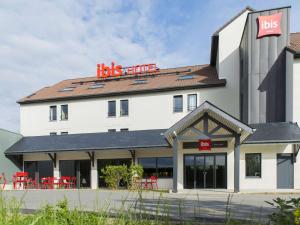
[97,62,157,79]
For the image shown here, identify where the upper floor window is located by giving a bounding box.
[61,132,68,135]
[173,95,183,112]
[120,128,129,132]
[108,129,116,132]
[50,132,57,136]
[120,99,129,116]
[245,153,261,178]
[61,105,68,120]
[108,101,116,117]
[49,106,57,121]
[188,94,197,111]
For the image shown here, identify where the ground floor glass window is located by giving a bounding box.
[245,153,261,178]
[138,157,173,178]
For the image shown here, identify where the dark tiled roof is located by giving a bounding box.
[245,122,300,144]
[6,123,300,155]
[287,32,300,54]
[18,65,225,104]
[5,129,169,155]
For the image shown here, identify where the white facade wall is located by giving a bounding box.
[23,142,300,191]
[20,87,238,136]
[217,10,250,119]
[240,144,300,191]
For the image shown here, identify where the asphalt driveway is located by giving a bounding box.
[1,189,299,223]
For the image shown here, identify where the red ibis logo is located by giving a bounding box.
[198,139,212,151]
[257,13,282,38]
[97,62,157,79]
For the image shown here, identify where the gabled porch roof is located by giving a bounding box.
[164,101,254,144]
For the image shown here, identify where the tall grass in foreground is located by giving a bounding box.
[0,190,269,225]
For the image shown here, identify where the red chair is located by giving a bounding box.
[0,173,7,190]
[13,172,29,189]
[59,176,71,189]
[70,176,77,189]
[148,176,158,189]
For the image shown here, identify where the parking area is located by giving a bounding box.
[1,189,300,222]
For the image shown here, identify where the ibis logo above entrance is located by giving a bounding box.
[198,139,212,151]
[97,62,158,79]
[257,12,282,38]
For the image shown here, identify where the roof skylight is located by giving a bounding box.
[59,87,76,92]
[178,74,195,80]
[88,82,105,89]
[133,79,148,85]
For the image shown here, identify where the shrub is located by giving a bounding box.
[101,164,144,190]
[101,165,128,189]
[266,197,300,225]
[127,164,143,189]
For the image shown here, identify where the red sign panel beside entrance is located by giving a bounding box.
[257,12,282,38]
[198,139,212,151]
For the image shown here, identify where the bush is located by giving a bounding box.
[101,164,143,190]
[266,197,300,225]
[101,165,128,189]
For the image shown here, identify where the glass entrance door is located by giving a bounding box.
[184,154,227,189]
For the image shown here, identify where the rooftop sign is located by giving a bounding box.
[97,62,157,79]
[257,12,282,38]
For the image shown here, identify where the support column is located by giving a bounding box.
[234,134,240,193]
[172,137,179,193]
[91,161,98,189]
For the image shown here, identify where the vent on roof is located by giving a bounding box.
[88,82,105,89]
[59,86,76,92]
[178,74,195,80]
[133,79,148,85]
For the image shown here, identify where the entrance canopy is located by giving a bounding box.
[164,101,254,144]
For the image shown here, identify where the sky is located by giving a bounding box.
[0,0,299,132]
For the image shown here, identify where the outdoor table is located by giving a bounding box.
[41,177,61,189]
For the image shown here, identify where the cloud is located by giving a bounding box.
[0,0,298,132]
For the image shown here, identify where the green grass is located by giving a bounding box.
[0,191,269,225]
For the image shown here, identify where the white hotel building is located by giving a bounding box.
[5,6,300,192]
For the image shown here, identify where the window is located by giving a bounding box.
[108,101,116,117]
[245,153,261,178]
[188,94,197,111]
[61,132,68,135]
[120,100,129,116]
[173,95,183,112]
[61,105,68,120]
[108,129,116,132]
[138,157,173,178]
[120,128,129,132]
[49,106,57,121]
[50,132,57,136]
